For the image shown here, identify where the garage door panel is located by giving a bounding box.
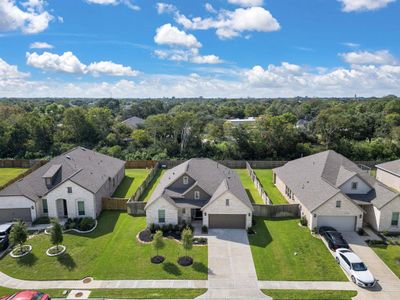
[317,216,356,232]
[209,214,246,229]
[0,208,32,223]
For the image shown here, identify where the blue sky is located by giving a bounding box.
[0,0,399,97]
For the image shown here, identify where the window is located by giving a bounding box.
[183,176,189,185]
[158,209,166,223]
[77,201,85,216]
[194,191,200,199]
[42,199,48,214]
[182,208,186,214]
[226,199,229,206]
[45,178,51,186]
[67,187,72,194]
[336,200,341,208]
[351,182,358,190]
[391,212,399,226]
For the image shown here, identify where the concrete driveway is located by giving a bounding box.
[342,231,400,300]
[198,229,269,299]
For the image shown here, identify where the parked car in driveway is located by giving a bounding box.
[335,248,376,288]
[0,223,13,251]
[318,226,337,235]
[0,291,50,300]
[320,229,349,250]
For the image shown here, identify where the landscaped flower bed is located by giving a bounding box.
[10,245,32,258]
[64,217,96,232]
[46,245,66,257]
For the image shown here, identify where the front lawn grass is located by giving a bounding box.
[139,169,166,202]
[262,289,357,300]
[370,244,400,278]
[249,217,347,281]
[0,168,28,186]
[113,169,151,198]
[254,169,288,204]
[0,211,207,280]
[235,169,264,204]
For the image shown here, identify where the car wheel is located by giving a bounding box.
[351,276,356,284]
[335,257,340,264]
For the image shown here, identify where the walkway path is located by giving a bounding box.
[197,229,269,299]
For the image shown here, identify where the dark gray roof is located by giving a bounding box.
[145,158,253,210]
[274,150,399,211]
[122,116,145,129]
[376,159,400,177]
[0,147,125,202]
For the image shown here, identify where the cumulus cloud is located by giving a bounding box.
[340,50,397,65]
[0,0,54,34]
[205,3,216,13]
[175,6,280,39]
[154,49,223,64]
[338,0,395,12]
[86,0,140,10]
[154,23,202,48]
[0,57,29,80]
[30,41,53,49]
[228,0,264,7]
[26,51,138,76]
[156,2,176,14]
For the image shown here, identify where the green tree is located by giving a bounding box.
[50,219,64,251]
[181,227,193,260]
[153,230,165,257]
[9,220,28,253]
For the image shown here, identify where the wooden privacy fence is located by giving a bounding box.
[253,204,300,218]
[129,162,160,202]
[246,161,271,205]
[0,159,47,168]
[127,201,146,216]
[102,197,128,210]
[125,160,158,169]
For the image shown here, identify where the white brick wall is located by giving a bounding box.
[377,196,400,232]
[202,191,252,228]
[146,197,178,226]
[0,196,36,221]
[377,169,400,192]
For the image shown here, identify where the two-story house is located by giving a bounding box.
[144,158,253,229]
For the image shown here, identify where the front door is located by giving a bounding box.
[191,209,203,220]
[63,199,68,217]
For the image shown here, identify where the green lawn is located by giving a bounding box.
[235,169,265,204]
[139,169,166,202]
[249,217,347,281]
[262,289,357,300]
[0,211,207,280]
[254,169,288,205]
[0,287,206,299]
[0,168,28,187]
[113,169,151,198]
[370,244,400,278]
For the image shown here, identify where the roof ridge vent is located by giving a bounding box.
[66,155,71,160]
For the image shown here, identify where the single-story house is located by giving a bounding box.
[273,150,400,232]
[122,116,145,129]
[0,147,125,223]
[376,159,400,192]
[145,158,253,229]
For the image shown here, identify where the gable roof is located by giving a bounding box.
[376,159,400,177]
[274,150,399,211]
[145,158,252,210]
[122,116,145,129]
[0,147,125,202]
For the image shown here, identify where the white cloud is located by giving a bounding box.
[338,0,395,12]
[154,49,223,64]
[205,3,216,13]
[0,57,29,80]
[26,51,138,76]
[343,42,360,48]
[156,2,176,14]
[0,0,54,34]
[30,41,53,49]
[175,7,280,39]
[86,0,140,10]
[340,50,397,65]
[154,23,202,48]
[227,0,264,7]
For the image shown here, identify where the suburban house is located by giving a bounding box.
[273,150,400,232]
[376,159,400,192]
[122,116,145,129]
[0,147,125,223]
[225,117,256,126]
[145,158,253,229]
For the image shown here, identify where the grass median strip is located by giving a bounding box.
[235,169,265,204]
[262,289,357,300]
[254,169,288,204]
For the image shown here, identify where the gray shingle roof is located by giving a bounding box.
[145,158,253,210]
[376,159,400,177]
[274,150,399,211]
[122,116,145,129]
[0,147,125,202]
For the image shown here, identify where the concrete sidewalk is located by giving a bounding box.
[258,281,354,290]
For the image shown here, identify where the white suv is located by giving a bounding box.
[335,248,376,288]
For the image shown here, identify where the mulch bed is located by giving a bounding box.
[151,255,165,264]
[178,256,193,266]
[139,229,153,242]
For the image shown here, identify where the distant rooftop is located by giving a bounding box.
[122,116,145,129]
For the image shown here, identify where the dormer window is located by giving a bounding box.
[194,191,200,199]
[45,178,52,186]
[183,176,189,185]
[336,200,341,208]
[226,199,230,206]
[351,182,358,190]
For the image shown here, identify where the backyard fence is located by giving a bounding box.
[253,203,300,218]
[126,201,146,216]
[0,159,47,168]
[246,161,271,205]
[102,197,129,210]
[129,162,160,202]
[125,160,158,169]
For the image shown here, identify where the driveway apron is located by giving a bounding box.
[198,229,269,299]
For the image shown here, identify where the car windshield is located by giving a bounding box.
[352,262,367,271]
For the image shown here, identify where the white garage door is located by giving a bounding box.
[317,216,356,232]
